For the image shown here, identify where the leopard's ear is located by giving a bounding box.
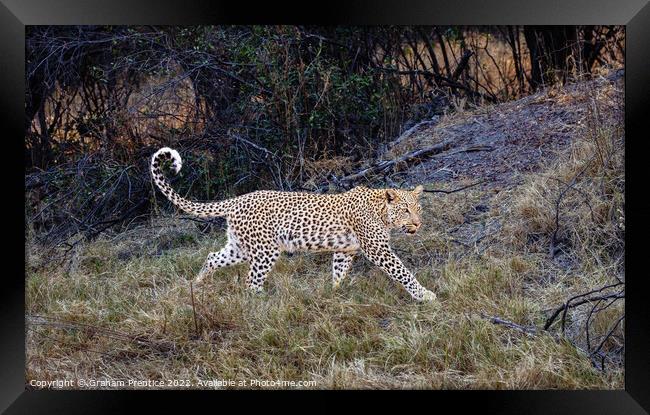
[386,189,400,203]
[413,185,424,197]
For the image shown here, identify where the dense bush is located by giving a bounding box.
[25,26,624,245]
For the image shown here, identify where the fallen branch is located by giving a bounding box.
[480,313,538,336]
[28,327,120,360]
[423,179,487,194]
[543,282,624,332]
[26,314,176,354]
[335,137,494,189]
[541,281,625,372]
[445,144,495,156]
[338,138,455,184]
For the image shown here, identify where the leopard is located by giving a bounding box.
[150,147,436,302]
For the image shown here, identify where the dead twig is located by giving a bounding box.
[423,179,488,194]
[547,177,596,223]
[480,313,538,336]
[445,145,495,156]
[549,155,596,258]
[190,281,200,337]
[590,314,624,359]
[26,314,176,355]
[542,282,624,332]
[337,138,455,185]
[228,133,277,160]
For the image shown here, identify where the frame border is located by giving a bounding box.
[4,1,649,413]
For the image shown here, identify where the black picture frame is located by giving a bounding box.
[4,0,649,413]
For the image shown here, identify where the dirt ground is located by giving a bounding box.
[384,70,623,188]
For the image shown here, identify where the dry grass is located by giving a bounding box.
[495,99,625,367]
[25,81,624,390]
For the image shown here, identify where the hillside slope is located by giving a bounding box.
[383,69,623,188]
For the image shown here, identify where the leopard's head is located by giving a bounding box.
[385,185,424,234]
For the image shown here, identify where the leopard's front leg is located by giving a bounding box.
[356,223,435,302]
[365,244,436,301]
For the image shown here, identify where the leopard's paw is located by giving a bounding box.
[421,289,437,302]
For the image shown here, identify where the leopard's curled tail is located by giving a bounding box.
[150,147,226,218]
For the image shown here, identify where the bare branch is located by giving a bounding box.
[423,179,488,194]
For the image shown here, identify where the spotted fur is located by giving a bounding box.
[151,147,436,302]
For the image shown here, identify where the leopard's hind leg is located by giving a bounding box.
[195,236,247,284]
[245,248,280,292]
[332,252,356,289]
